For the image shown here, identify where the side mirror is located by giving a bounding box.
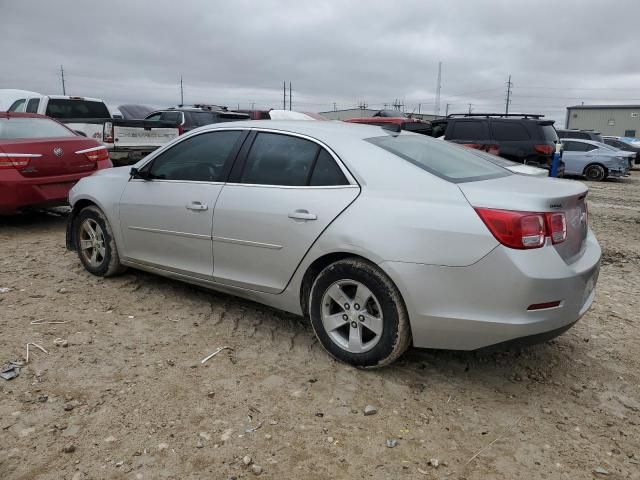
[130,167,150,180]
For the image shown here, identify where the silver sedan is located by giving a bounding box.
[66,121,601,367]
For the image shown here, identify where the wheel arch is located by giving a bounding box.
[299,252,405,316]
[65,197,102,251]
[582,162,608,177]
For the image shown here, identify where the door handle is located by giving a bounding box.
[288,209,317,221]
[186,202,208,211]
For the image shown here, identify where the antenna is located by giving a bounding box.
[60,65,66,95]
[434,61,442,116]
[505,74,513,115]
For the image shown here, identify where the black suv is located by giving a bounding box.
[556,129,603,143]
[145,105,249,133]
[431,113,561,173]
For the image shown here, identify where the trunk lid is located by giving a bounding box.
[0,137,101,177]
[458,175,589,263]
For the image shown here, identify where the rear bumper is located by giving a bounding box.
[0,167,108,214]
[109,148,157,166]
[380,229,601,350]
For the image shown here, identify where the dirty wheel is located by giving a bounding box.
[75,206,125,277]
[309,258,411,368]
[584,164,606,181]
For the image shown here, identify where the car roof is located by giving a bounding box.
[45,95,104,102]
[561,138,604,146]
[0,112,50,119]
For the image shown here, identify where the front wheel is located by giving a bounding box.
[584,164,606,181]
[309,258,411,368]
[75,206,126,277]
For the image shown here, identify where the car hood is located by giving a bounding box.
[92,165,131,177]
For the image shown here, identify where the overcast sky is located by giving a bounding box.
[2,0,640,124]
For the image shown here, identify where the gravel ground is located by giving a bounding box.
[1,172,639,480]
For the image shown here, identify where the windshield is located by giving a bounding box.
[45,99,111,119]
[0,117,75,139]
[367,133,510,183]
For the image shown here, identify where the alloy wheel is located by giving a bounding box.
[321,280,384,353]
[79,218,106,268]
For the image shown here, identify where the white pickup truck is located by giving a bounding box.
[8,95,179,165]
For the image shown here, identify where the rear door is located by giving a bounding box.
[211,130,359,293]
[445,120,490,148]
[561,141,596,175]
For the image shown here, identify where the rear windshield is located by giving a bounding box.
[0,117,74,139]
[367,134,510,183]
[45,99,111,119]
[540,124,559,142]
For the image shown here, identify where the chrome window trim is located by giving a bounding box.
[0,153,42,157]
[128,179,226,185]
[224,183,358,190]
[75,145,108,154]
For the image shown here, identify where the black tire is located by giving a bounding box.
[584,164,607,181]
[309,258,411,368]
[74,205,126,277]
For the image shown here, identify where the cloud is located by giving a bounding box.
[2,0,639,124]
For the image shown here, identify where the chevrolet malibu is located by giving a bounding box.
[66,121,601,367]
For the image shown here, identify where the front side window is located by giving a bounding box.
[367,133,509,183]
[147,130,243,182]
[240,133,319,186]
[8,99,26,112]
[0,117,74,139]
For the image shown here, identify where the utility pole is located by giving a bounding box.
[445,103,451,116]
[468,103,473,114]
[418,103,421,114]
[434,61,442,116]
[60,65,66,95]
[289,82,292,111]
[505,74,512,115]
[333,102,337,111]
[180,76,184,106]
[283,81,286,110]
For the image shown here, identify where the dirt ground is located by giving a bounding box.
[1,172,639,480]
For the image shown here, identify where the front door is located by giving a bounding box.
[212,131,360,293]
[118,130,246,277]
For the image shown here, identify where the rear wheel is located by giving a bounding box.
[75,206,126,277]
[309,258,411,368]
[584,164,606,181]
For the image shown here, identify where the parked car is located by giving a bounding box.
[602,136,640,165]
[561,139,631,180]
[556,129,603,143]
[145,105,250,134]
[65,121,600,367]
[0,88,41,111]
[430,114,561,174]
[8,95,180,165]
[346,116,432,136]
[237,109,328,120]
[0,112,112,214]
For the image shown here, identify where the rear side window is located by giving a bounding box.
[184,111,218,128]
[309,150,348,186]
[540,125,559,142]
[0,117,74,139]
[448,121,489,140]
[367,133,509,183]
[148,130,243,181]
[240,133,319,186]
[563,141,596,152]
[159,111,182,123]
[490,121,530,141]
[26,98,40,113]
[45,99,111,119]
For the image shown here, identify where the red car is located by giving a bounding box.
[0,112,112,214]
[345,116,432,135]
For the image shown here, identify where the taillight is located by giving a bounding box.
[475,208,567,249]
[547,212,567,244]
[178,125,185,135]
[0,153,40,169]
[103,122,114,143]
[534,144,554,155]
[75,146,110,162]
